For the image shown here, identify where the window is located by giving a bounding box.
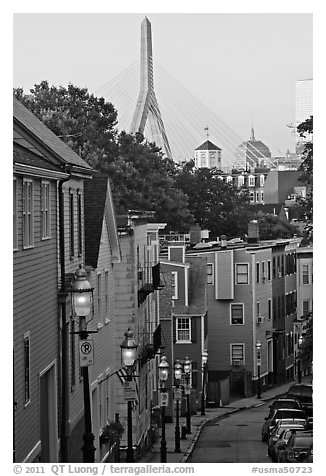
[302,265,309,284]
[268,299,272,320]
[24,332,30,405]
[97,273,102,324]
[230,303,244,325]
[249,191,254,202]
[41,181,51,239]
[303,300,310,317]
[273,297,277,320]
[261,261,265,280]
[256,301,260,319]
[260,174,265,187]
[238,175,244,187]
[176,317,191,342]
[207,263,214,285]
[249,175,255,187]
[23,180,33,247]
[171,271,178,299]
[235,263,249,284]
[273,257,276,279]
[226,175,232,183]
[77,191,82,256]
[230,343,245,365]
[69,190,74,258]
[105,271,109,321]
[267,260,271,280]
[261,192,264,202]
[256,191,259,202]
[277,256,280,276]
[256,262,260,283]
[281,255,284,276]
[13,179,17,249]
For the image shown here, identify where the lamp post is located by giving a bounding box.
[201,349,208,416]
[256,340,262,399]
[297,336,303,383]
[120,329,138,463]
[174,359,182,453]
[183,357,192,434]
[158,355,169,463]
[71,265,96,463]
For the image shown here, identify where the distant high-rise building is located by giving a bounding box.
[295,79,313,155]
[234,127,272,170]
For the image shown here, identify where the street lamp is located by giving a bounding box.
[201,349,208,416]
[298,336,303,383]
[183,357,192,434]
[174,359,182,453]
[158,355,169,463]
[120,329,138,463]
[71,265,96,463]
[256,340,262,399]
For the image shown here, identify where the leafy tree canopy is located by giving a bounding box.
[14,82,193,232]
[292,116,313,242]
[175,162,254,239]
[256,212,299,240]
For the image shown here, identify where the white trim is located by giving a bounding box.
[14,163,68,180]
[171,271,178,299]
[13,177,18,250]
[185,266,189,306]
[22,440,41,463]
[230,343,245,365]
[230,302,244,325]
[176,316,191,343]
[160,260,189,269]
[41,180,51,239]
[235,262,249,285]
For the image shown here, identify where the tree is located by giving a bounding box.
[175,163,253,239]
[256,212,299,240]
[14,82,193,231]
[292,116,313,242]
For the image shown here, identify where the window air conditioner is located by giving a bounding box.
[257,316,265,324]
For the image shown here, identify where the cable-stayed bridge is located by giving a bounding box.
[95,17,276,171]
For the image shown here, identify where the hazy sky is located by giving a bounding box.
[13,12,312,156]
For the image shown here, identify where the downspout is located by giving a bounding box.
[59,168,72,462]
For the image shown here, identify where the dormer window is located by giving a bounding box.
[249,175,255,187]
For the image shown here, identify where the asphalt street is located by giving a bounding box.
[187,402,271,463]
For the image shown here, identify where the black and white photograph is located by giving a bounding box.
[10,2,316,471]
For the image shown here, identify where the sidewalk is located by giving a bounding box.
[137,376,312,463]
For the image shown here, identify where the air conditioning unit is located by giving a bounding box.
[232,359,241,366]
[257,316,265,324]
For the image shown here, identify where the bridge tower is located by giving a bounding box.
[130,17,172,160]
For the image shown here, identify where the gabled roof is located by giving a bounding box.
[84,175,121,268]
[13,96,93,173]
[195,140,221,151]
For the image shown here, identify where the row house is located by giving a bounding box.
[160,245,207,419]
[66,175,121,462]
[186,223,302,398]
[113,214,166,458]
[13,97,93,462]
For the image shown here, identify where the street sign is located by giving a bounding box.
[159,392,169,407]
[184,384,191,395]
[173,387,182,400]
[79,339,94,367]
[124,380,137,401]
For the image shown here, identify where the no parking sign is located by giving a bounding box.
[79,339,94,367]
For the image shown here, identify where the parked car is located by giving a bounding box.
[270,426,305,462]
[287,384,313,416]
[266,398,302,418]
[305,416,313,430]
[278,431,313,462]
[261,409,306,441]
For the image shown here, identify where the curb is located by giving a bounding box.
[181,391,287,462]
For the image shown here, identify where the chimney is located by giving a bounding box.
[248,220,259,244]
[190,225,201,245]
[220,235,227,249]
